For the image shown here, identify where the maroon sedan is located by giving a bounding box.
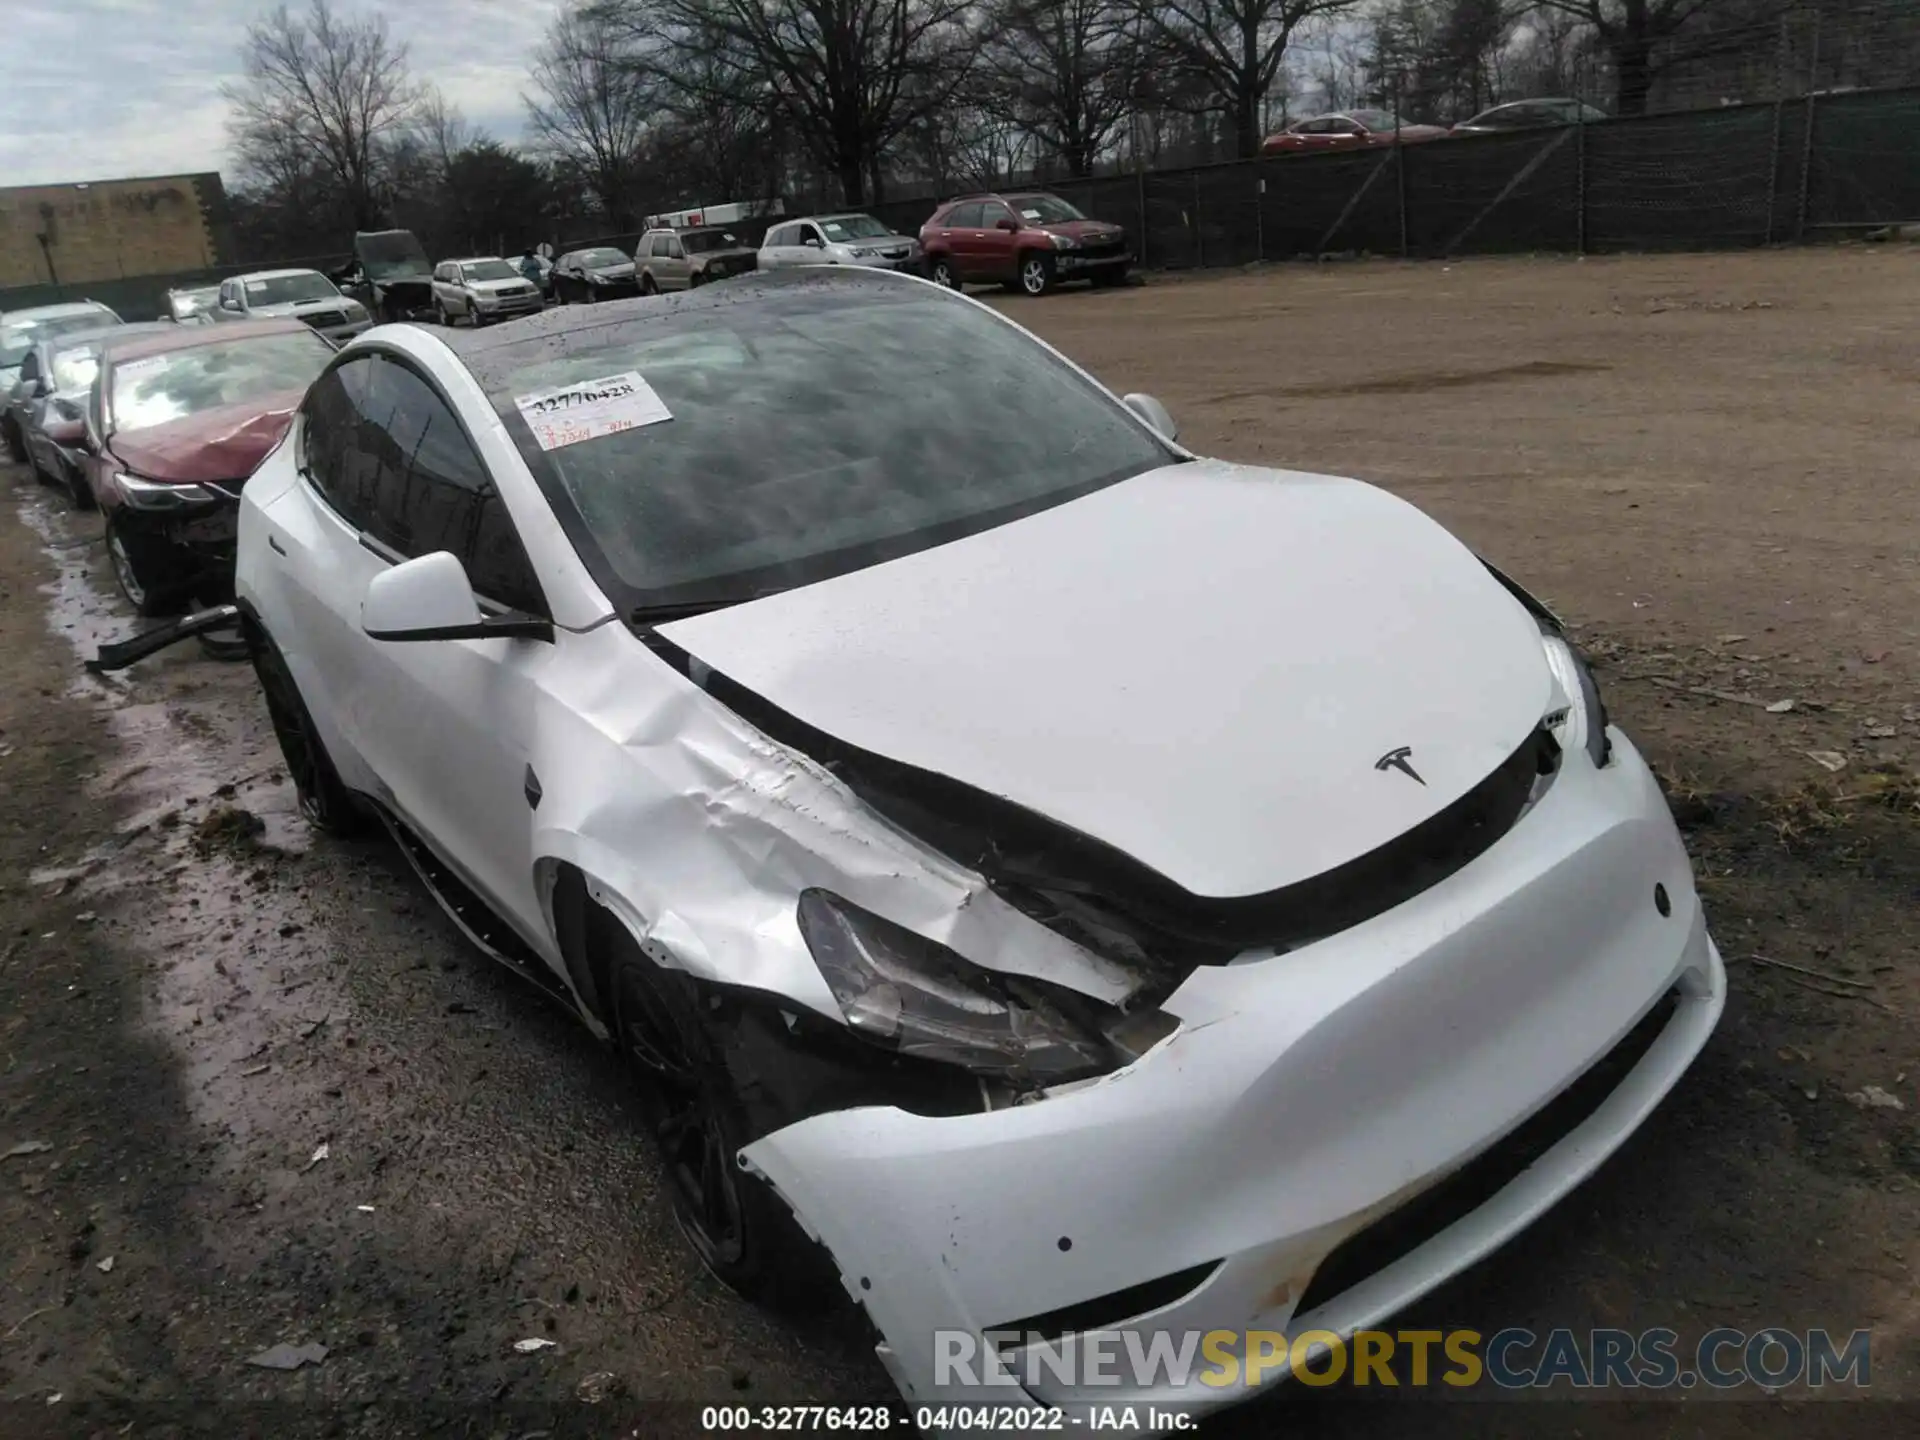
[1261,110,1449,156]
[83,319,334,615]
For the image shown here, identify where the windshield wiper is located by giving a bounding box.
[628,590,783,627]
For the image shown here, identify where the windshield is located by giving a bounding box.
[51,346,102,393]
[1008,195,1085,225]
[819,215,892,241]
[1348,109,1404,131]
[109,331,332,434]
[577,248,629,268]
[358,232,431,280]
[682,230,742,254]
[480,279,1171,611]
[1,310,115,368]
[245,273,338,306]
[171,289,220,319]
[462,260,521,282]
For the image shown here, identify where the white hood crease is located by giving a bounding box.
[660,462,1554,901]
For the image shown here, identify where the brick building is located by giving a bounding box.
[0,173,235,290]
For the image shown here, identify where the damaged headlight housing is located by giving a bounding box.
[1540,627,1612,768]
[797,889,1166,1084]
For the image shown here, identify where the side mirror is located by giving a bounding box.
[220,297,242,312]
[1122,392,1178,443]
[803,236,823,248]
[995,217,1020,232]
[361,551,551,643]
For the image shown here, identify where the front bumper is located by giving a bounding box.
[742,731,1723,1425]
[1057,250,1133,274]
[475,294,545,320]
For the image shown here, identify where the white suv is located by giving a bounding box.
[430,257,545,327]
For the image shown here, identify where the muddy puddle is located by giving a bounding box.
[17,488,347,1143]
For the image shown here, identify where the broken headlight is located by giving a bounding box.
[796,889,1132,1083]
[1540,629,1612,768]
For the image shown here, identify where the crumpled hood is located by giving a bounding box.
[660,461,1553,900]
[108,391,303,484]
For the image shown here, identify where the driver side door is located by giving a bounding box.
[259,352,555,944]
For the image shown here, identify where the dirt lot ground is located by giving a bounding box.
[1,247,1915,1438]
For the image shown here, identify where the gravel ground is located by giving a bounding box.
[1,247,1915,1437]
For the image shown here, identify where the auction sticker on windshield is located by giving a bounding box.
[513,371,672,451]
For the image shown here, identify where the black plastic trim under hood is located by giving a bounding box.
[649,633,1561,977]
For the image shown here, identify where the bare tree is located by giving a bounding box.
[1531,0,1783,114]
[1135,0,1367,157]
[597,0,975,205]
[417,86,479,181]
[525,4,657,224]
[224,0,423,229]
[980,0,1140,177]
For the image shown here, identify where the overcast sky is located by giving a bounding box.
[4,0,566,189]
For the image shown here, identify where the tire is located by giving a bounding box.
[65,461,96,512]
[639,273,658,296]
[105,511,188,617]
[926,255,960,290]
[248,621,368,836]
[1,415,24,464]
[607,937,841,1311]
[433,298,450,326]
[1017,250,1055,297]
[28,448,60,490]
[689,270,705,289]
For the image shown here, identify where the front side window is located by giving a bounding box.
[299,357,376,531]
[475,279,1175,615]
[352,360,544,613]
[109,330,333,434]
[944,203,984,228]
[50,345,101,393]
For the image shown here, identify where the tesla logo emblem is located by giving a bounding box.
[1375,746,1426,785]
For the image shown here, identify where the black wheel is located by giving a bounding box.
[28,448,60,490]
[248,622,368,836]
[105,512,188,617]
[1017,250,1055,297]
[608,939,840,1311]
[1,415,24,464]
[433,298,450,326]
[927,255,960,290]
[64,460,97,511]
[689,271,705,289]
[639,274,658,296]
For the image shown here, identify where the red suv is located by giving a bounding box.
[918,192,1132,296]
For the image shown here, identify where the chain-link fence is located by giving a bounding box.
[8,89,1917,321]
[854,82,1918,265]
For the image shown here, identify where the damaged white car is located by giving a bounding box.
[97,268,1724,1425]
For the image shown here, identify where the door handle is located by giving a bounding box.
[268,535,287,556]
